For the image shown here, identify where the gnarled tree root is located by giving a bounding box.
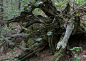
[18,41,48,61]
[51,48,65,61]
[51,22,74,61]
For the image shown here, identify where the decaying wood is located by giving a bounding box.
[0,0,86,61]
[51,22,74,61]
[18,41,48,61]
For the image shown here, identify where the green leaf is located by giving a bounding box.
[78,58,80,61]
[74,54,77,58]
[75,0,77,1]
[84,7,86,8]
[20,1,22,3]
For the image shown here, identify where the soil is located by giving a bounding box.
[0,47,22,61]
[0,36,86,61]
[1,19,86,61]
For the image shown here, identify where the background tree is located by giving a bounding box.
[0,0,4,26]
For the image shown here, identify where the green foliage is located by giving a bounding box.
[2,0,31,19]
[33,8,46,17]
[20,1,24,3]
[55,1,68,6]
[33,8,40,15]
[84,6,86,8]
[74,54,80,61]
[75,0,85,4]
[70,47,83,52]
[0,23,16,36]
[54,0,86,12]
[70,47,83,61]
[1,0,86,20]
[0,25,9,35]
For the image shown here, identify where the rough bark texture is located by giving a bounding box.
[0,0,86,61]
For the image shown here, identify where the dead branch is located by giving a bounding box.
[51,22,74,61]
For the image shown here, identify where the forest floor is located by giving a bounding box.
[28,35,86,61]
[0,38,86,61]
[0,17,86,61]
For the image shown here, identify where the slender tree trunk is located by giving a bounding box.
[0,0,3,26]
[18,0,21,10]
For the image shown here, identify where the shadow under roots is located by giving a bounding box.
[68,33,86,47]
[60,33,86,61]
